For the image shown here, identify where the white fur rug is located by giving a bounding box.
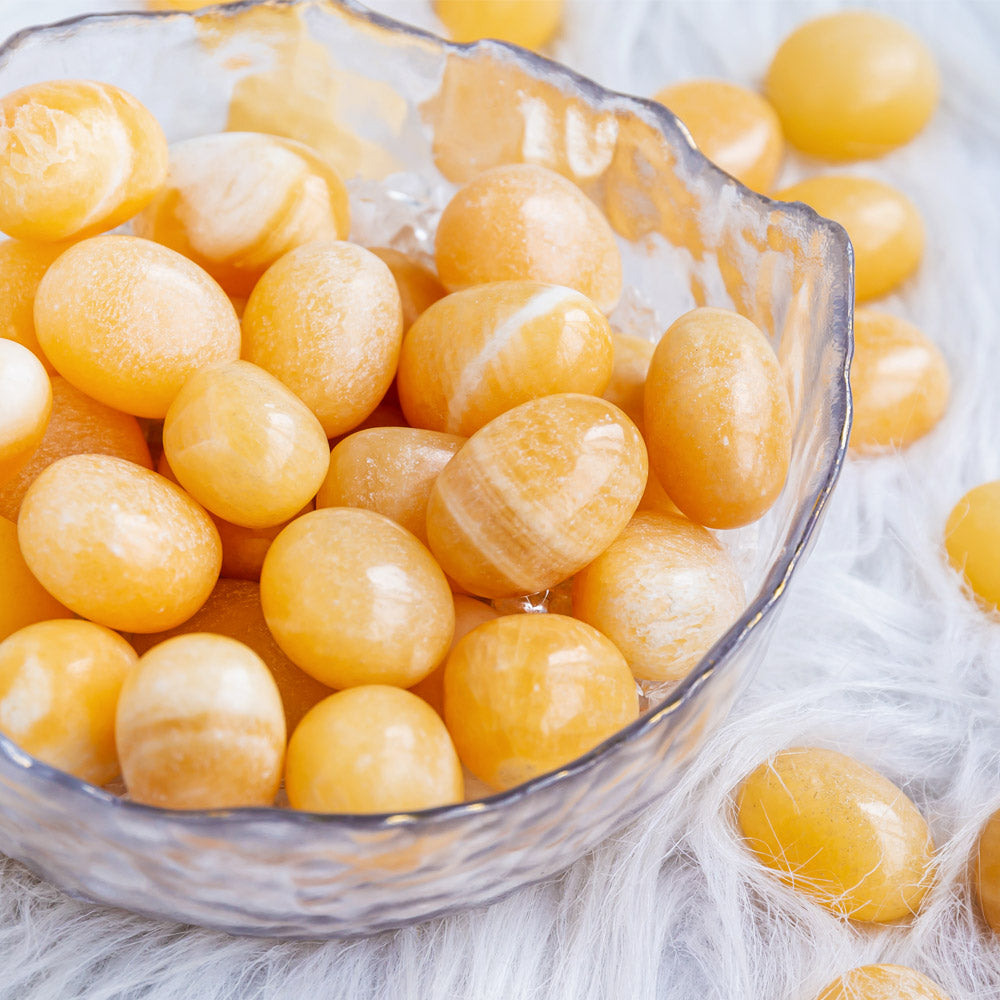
[2,0,1000,997]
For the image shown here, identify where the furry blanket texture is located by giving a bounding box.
[1,0,999,997]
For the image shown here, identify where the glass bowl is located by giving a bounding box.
[0,0,852,938]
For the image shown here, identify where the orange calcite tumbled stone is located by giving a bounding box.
[116,633,285,809]
[0,339,51,485]
[736,747,935,921]
[133,132,350,297]
[316,426,464,545]
[774,175,924,302]
[260,508,455,689]
[602,330,654,435]
[131,578,331,733]
[975,806,1000,934]
[0,619,137,785]
[34,236,241,418]
[434,0,563,49]
[0,376,152,522]
[0,239,69,370]
[0,80,167,243]
[945,482,1000,611]
[573,512,744,682]
[815,965,950,1000]
[655,79,784,192]
[765,11,939,160]
[644,307,791,529]
[444,614,638,790]
[242,240,403,437]
[163,360,329,529]
[0,515,73,641]
[285,686,463,813]
[369,247,447,332]
[18,454,221,633]
[849,309,949,454]
[426,393,647,598]
[435,163,623,314]
[398,281,614,436]
[409,593,500,716]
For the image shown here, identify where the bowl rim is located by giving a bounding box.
[0,0,854,832]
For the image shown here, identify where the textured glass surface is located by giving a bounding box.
[0,0,852,938]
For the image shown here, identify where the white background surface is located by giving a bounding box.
[1,1,1000,998]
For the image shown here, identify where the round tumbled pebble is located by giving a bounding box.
[0,239,69,369]
[369,247,447,332]
[17,454,221,633]
[814,965,950,1000]
[945,482,1000,611]
[434,0,563,49]
[0,339,51,485]
[0,515,73,641]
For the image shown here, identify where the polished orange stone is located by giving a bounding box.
[0,80,167,242]
[34,236,241,418]
[814,965,950,1000]
[444,613,638,790]
[131,578,331,733]
[18,454,221,633]
[765,11,939,160]
[736,747,935,921]
[317,426,464,545]
[163,360,329,529]
[602,331,654,435]
[0,376,152,522]
[434,0,563,49]
[976,806,1000,934]
[242,240,403,437]
[774,175,924,302]
[644,307,791,529]
[398,281,613,436]
[0,515,73,641]
[0,239,69,371]
[0,339,51,486]
[116,633,285,809]
[134,132,350,297]
[260,507,455,689]
[435,163,623,313]
[0,619,136,785]
[945,482,1000,611]
[285,685,463,813]
[850,309,949,453]
[426,393,647,598]
[369,247,447,333]
[573,512,744,682]
[655,79,784,192]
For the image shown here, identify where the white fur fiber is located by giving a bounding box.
[2,0,1000,997]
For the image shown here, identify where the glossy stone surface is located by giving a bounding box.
[0,339,51,485]
[34,235,241,418]
[426,393,647,598]
[0,239,68,370]
[444,614,638,790]
[317,426,464,545]
[0,375,152,521]
[134,132,350,297]
[602,331,654,435]
[775,175,924,302]
[435,164,622,313]
[0,619,136,785]
[163,360,329,529]
[131,578,331,734]
[766,11,938,160]
[945,482,1000,610]
[242,240,403,437]
[260,508,455,689]
[369,247,446,333]
[850,309,949,454]
[17,454,221,633]
[0,515,72,641]
[976,806,1000,934]
[116,633,285,809]
[815,965,950,1000]
[0,80,167,242]
[286,686,463,813]
[398,281,613,436]
[655,79,783,192]
[573,512,744,682]
[644,307,791,529]
[736,747,935,921]
[434,0,563,49]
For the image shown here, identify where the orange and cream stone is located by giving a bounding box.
[0,339,51,486]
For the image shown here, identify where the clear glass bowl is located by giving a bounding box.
[0,0,852,938]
